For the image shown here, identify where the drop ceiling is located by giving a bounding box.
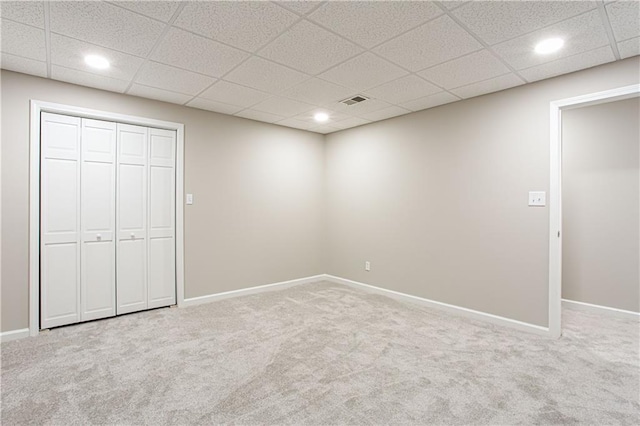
[1,1,638,134]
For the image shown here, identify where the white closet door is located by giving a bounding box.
[116,123,148,315]
[81,118,116,321]
[147,128,176,309]
[40,113,81,329]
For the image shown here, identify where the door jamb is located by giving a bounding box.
[29,100,186,337]
[548,84,640,338]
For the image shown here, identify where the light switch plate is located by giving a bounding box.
[528,191,546,207]
[186,193,193,205]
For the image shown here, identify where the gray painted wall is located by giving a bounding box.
[1,70,325,332]
[2,57,639,333]
[324,57,639,327]
[562,98,639,312]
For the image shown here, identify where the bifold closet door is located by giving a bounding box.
[80,118,116,321]
[40,113,82,329]
[147,128,177,309]
[116,124,149,315]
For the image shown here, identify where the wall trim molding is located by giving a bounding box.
[0,328,30,343]
[562,299,640,320]
[324,274,551,337]
[182,275,327,307]
[29,100,186,338]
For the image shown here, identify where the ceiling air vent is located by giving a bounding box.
[340,95,369,106]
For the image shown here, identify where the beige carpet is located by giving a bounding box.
[1,280,639,425]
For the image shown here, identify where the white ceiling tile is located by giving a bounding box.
[282,78,354,105]
[492,11,609,70]
[251,96,315,117]
[606,1,640,42]
[187,98,244,115]
[418,49,510,89]
[224,57,310,93]
[51,65,129,93]
[308,1,442,48]
[318,52,408,92]
[174,1,298,52]
[235,109,286,123]
[50,33,144,81]
[359,105,411,121]
[275,1,323,15]
[452,0,597,45]
[200,80,270,108]
[108,1,181,22]
[258,20,362,74]
[135,61,216,95]
[364,75,441,104]
[128,84,192,105]
[519,46,615,82]
[0,1,44,27]
[1,52,47,77]
[308,123,340,134]
[618,37,640,59]
[275,117,314,130]
[151,27,249,77]
[450,73,524,99]
[0,19,46,61]
[400,91,460,112]
[374,15,482,71]
[324,97,392,116]
[49,1,165,57]
[331,117,371,130]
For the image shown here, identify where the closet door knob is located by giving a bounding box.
[130,233,135,239]
[96,234,102,241]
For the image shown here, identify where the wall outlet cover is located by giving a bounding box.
[528,191,546,207]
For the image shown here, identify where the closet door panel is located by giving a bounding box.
[147,128,176,308]
[40,113,81,329]
[81,118,116,321]
[117,124,148,314]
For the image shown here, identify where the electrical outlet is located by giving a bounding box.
[365,261,370,271]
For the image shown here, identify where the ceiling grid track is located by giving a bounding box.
[596,0,621,60]
[433,1,529,84]
[43,1,52,78]
[124,2,187,94]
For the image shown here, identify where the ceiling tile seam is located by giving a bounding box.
[298,14,467,102]
[104,1,181,25]
[43,1,52,78]
[451,3,601,48]
[0,16,44,30]
[52,63,129,85]
[451,71,523,93]
[596,0,622,60]
[133,82,199,97]
[305,9,445,53]
[515,43,616,73]
[47,30,149,60]
[183,12,315,110]
[124,2,187,93]
[272,0,327,18]
[0,51,48,65]
[433,1,528,84]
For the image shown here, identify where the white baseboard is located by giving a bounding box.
[0,328,30,343]
[182,274,327,307]
[562,299,640,320]
[324,275,551,337]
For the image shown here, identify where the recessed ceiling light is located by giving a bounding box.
[534,38,564,54]
[84,54,110,69]
[314,112,329,123]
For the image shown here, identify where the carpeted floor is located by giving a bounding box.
[1,280,638,425]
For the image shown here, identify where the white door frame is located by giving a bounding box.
[29,100,186,337]
[548,84,640,338]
